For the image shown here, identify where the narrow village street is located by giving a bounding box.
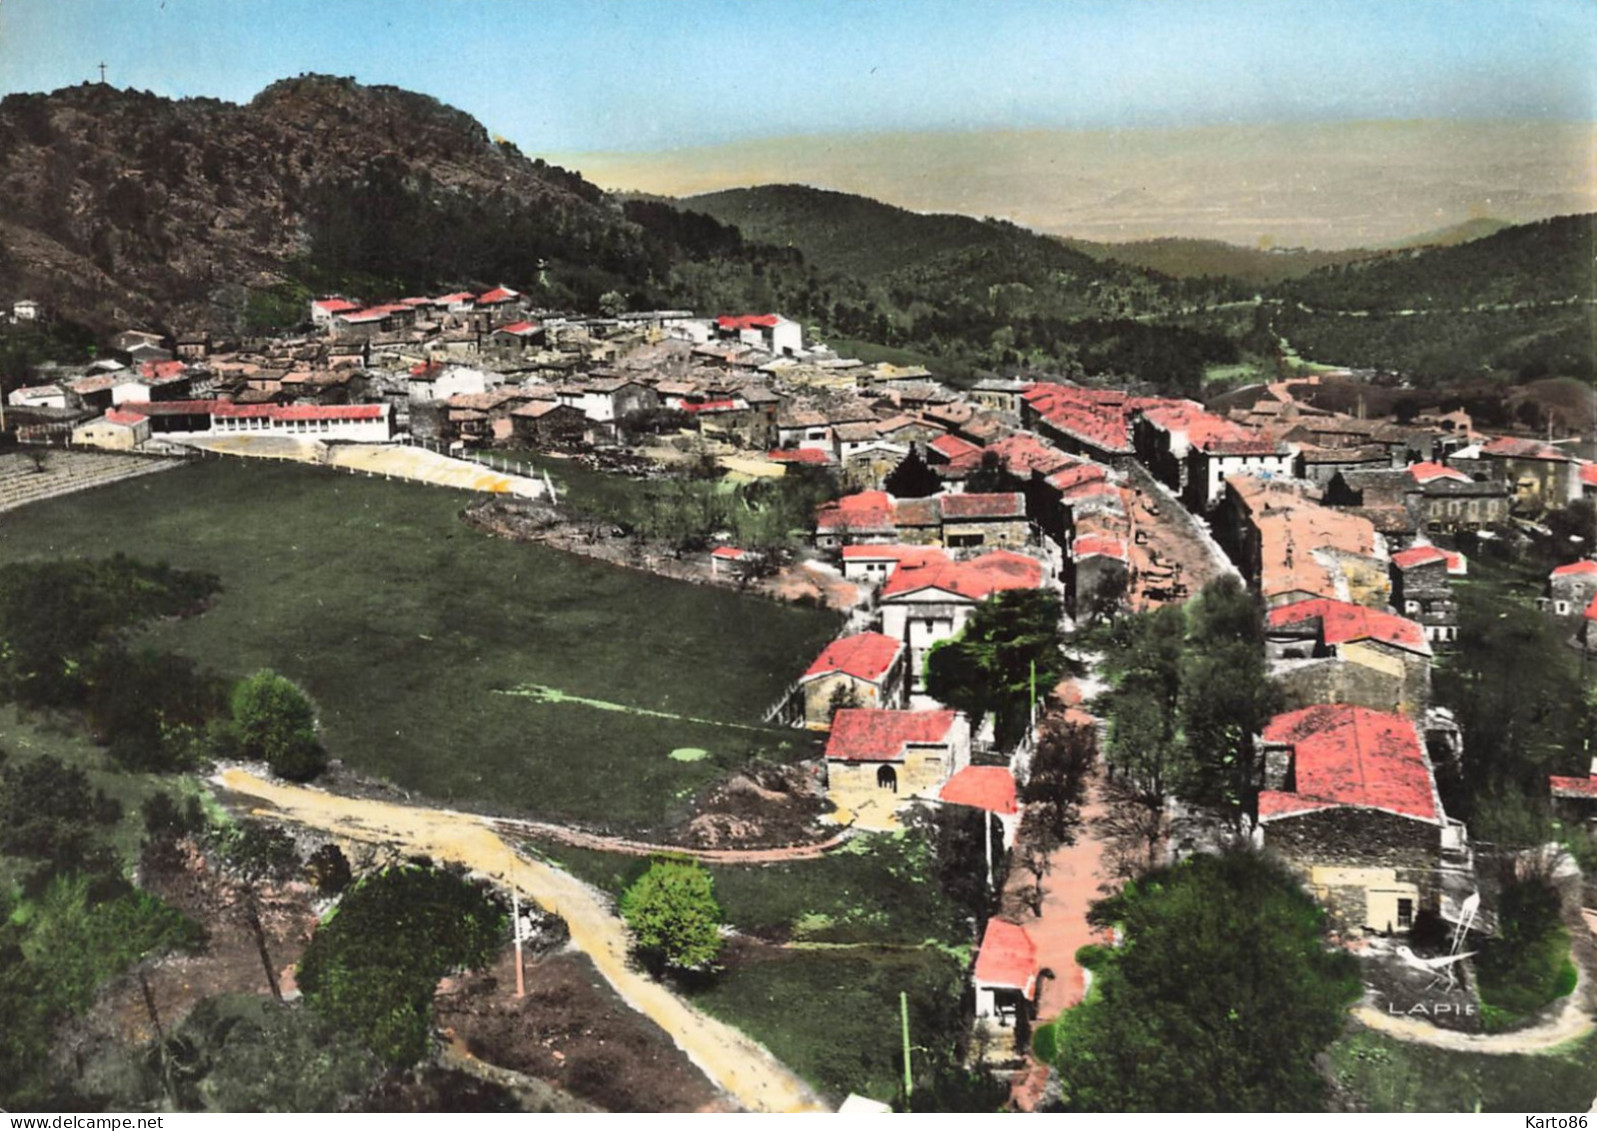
[214,767,829,1113]
[1004,766,1114,1111]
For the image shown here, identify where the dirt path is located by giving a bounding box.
[488,816,851,863]
[214,768,829,1113]
[1349,911,1597,1055]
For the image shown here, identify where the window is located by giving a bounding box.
[1405,600,1420,615]
[1397,898,1414,930]
[877,765,898,793]
[1556,601,1570,615]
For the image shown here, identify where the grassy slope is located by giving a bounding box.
[0,461,839,831]
[1329,1027,1597,1113]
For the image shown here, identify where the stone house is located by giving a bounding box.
[938,492,1030,550]
[1543,560,1597,633]
[823,708,971,830]
[1266,598,1432,716]
[1253,704,1457,935]
[1389,545,1464,649]
[796,632,907,730]
[509,400,588,447]
[1404,462,1511,532]
[1451,437,1573,516]
[71,409,150,450]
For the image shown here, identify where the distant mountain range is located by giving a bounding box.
[1058,218,1517,285]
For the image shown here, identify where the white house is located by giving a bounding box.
[7,384,67,409]
[716,313,803,357]
[408,364,490,405]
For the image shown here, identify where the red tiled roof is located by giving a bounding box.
[1550,774,1597,800]
[1587,594,1597,622]
[881,549,1043,600]
[436,292,477,304]
[801,632,903,684]
[940,492,1025,520]
[1258,705,1438,822]
[825,708,958,762]
[1580,462,1597,488]
[312,298,359,315]
[409,361,444,377]
[138,360,187,381]
[210,402,386,422]
[1268,597,1430,656]
[972,919,1038,993]
[1407,461,1470,484]
[1045,462,1109,493]
[766,447,834,465]
[928,433,983,462]
[986,432,1075,476]
[496,320,542,335]
[939,766,1017,816]
[477,286,521,304]
[816,490,895,534]
[841,544,948,568]
[1391,545,1449,570]
[681,398,739,414]
[1480,436,1568,462]
[1073,534,1128,561]
[1551,560,1597,578]
[716,313,781,330]
[103,409,148,426]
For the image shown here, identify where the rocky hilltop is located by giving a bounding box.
[0,76,644,333]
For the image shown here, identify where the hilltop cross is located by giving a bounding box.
[97,62,107,84]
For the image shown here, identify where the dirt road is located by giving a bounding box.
[215,768,829,1113]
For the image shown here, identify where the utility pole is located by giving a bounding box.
[97,62,107,84]
[900,990,913,1102]
[510,855,525,999]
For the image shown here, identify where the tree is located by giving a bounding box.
[924,589,1070,750]
[619,858,723,974]
[884,447,941,498]
[1023,713,1096,849]
[1044,851,1360,1112]
[298,864,507,1066]
[231,669,326,781]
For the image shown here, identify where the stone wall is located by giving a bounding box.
[1263,807,1442,932]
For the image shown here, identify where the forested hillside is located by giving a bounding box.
[1267,214,1595,384]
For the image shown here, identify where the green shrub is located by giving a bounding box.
[231,669,326,781]
[620,858,723,973]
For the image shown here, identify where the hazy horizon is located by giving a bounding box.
[550,118,1597,251]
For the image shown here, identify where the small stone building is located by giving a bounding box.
[1544,560,1597,639]
[1253,704,1455,935]
[795,632,907,729]
[1266,598,1432,716]
[823,708,971,830]
[1389,544,1464,649]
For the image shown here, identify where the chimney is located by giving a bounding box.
[1263,743,1293,792]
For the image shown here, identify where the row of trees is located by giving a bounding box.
[1095,577,1281,873]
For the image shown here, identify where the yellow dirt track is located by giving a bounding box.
[215,768,827,1113]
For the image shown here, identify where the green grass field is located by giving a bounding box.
[1329,1026,1597,1112]
[536,831,970,947]
[689,946,967,1106]
[0,460,839,831]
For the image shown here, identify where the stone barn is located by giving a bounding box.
[823,708,971,830]
[795,632,907,729]
[1253,704,1464,935]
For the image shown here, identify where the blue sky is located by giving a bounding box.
[1,0,1591,151]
